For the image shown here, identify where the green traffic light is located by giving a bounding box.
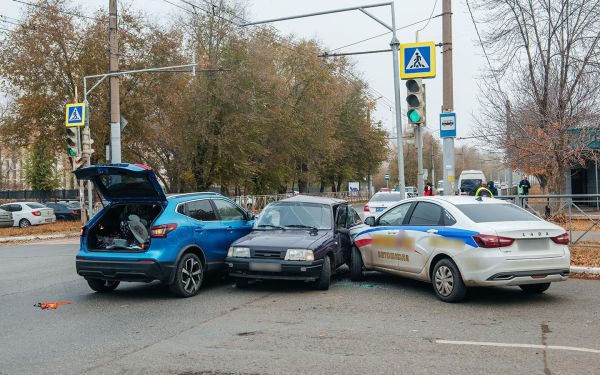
[407,109,422,123]
[67,148,77,157]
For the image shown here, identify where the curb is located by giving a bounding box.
[0,232,79,244]
[571,266,600,275]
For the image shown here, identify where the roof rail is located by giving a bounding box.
[167,192,220,199]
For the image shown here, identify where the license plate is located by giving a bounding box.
[376,207,384,212]
[249,262,281,272]
[45,218,52,223]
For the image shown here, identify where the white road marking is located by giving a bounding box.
[436,340,600,354]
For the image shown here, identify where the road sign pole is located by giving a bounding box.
[442,0,455,195]
[390,2,406,199]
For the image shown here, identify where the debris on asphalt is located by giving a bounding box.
[34,302,72,310]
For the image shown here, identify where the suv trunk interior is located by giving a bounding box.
[87,203,163,251]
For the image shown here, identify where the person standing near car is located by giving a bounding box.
[424,182,433,196]
[475,181,493,198]
[519,175,531,195]
[488,180,498,197]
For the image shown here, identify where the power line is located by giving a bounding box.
[12,0,100,21]
[465,0,502,92]
[416,0,439,33]
[328,13,445,53]
[161,0,194,14]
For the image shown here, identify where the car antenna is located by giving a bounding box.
[476,196,483,202]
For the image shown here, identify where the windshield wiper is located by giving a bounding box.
[285,224,319,231]
[257,224,286,230]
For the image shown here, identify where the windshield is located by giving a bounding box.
[370,193,402,202]
[456,203,541,222]
[460,179,482,192]
[256,202,332,230]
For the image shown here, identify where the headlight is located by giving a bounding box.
[229,247,250,258]
[285,249,314,261]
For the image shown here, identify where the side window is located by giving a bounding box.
[186,200,218,221]
[336,205,348,228]
[408,202,443,226]
[378,203,412,226]
[348,206,362,227]
[213,199,245,221]
[443,210,456,226]
[9,204,22,212]
[0,204,11,212]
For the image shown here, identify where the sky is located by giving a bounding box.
[0,0,486,146]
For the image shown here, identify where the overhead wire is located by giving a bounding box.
[416,0,438,33]
[11,0,101,21]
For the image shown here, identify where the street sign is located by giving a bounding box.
[423,169,429,180]
[400,42,436,79]
[440,112,456,138]
[384,174,390,181]
[65,103,86,127]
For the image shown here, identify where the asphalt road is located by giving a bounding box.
[1,238,599,374]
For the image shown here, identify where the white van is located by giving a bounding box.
[458,170,486,195]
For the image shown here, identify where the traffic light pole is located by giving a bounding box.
[242,1,406,199]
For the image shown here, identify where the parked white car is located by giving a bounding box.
[0,202,56,228]
[0,208,13,228]
[364,192,403,219]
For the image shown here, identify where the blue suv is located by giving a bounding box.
[74,164,254,297]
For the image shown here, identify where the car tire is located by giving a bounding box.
[350,246,364,281]
[19,219,31,228]
[432,258,467,303]
[312,255,331,290]
[87,279,120,293]
[169,253,204,298]
[519,283,551,293]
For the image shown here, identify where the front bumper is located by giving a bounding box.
[226,257,324,281]
[76,257,174,283]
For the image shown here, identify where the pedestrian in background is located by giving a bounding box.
[488,180,498,197]
[475,181,493,198]
[519,175,531,195]
[424,182,433,196]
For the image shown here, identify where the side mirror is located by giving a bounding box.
[364,216,376,226]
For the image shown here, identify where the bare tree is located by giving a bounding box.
[472,0,600,193]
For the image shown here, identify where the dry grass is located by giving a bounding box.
[570,246,600,268]
[0,221,80,238]
[553,219,600,232]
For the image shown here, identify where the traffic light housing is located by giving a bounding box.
[81,127,94,157]
[406,79,426,125]
[66,127,78,157]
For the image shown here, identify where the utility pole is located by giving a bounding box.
[441,0,455,195]
[109,0,121,163]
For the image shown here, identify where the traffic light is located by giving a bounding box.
[406,79,426,125]
[70,154,84,170]
[66,127,78,157]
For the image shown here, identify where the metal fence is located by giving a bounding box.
[497,194,600,247]
[0,189,79,202]
[232,191,369,213]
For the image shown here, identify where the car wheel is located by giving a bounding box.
[432,258,467,302]
[519,283,551,293]
[235,279,250,288]
[87,279,120,293]
[169,253,204,298]
[350,246,364,281]
[312,255,331,290]
[19,219,31,228]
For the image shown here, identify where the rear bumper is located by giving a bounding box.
[76,257,175,283]
[226,257,324,281]
[31,216,56,225]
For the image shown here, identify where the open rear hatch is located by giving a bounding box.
[74,163,167,252]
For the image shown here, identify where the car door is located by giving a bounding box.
[403,201,446,273]
[179,199,228,268]
[9,204,24,225]
[369,202,413,268]
[212,198,254,248]
[334,204,350,266]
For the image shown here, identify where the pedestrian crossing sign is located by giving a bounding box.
[65,103,86,127]
[400,41,436,79]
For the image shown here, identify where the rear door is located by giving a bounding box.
[178,199,227,266]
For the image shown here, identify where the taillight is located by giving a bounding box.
[364,205,370,212]
[473,234,515,248]
[151,223,178,238]
[71,209,79,215]
[32,210,41,216]
[551,232,570,245]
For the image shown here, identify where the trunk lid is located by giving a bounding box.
[478,221,566,259]
[73,163,166,203]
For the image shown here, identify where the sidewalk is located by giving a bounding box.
[0,232,79,243]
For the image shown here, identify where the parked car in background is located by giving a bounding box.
[458,170,486,195]
[405,186,418,198]
[226,195,361,290]
[0,202,56,228]
[58,200,81,209]
[74,163,255,297]
[436,180,444,195]
[364,192,403,219]
[44,202,81,221]
[0,208,13,228]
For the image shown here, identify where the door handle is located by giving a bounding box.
[427,229,438,234]
[194,228,204,233]
[227,226,234,231]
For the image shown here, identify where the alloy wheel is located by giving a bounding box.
[181,257,202,294]
[435,265,454,297]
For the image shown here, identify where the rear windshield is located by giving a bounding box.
[370,193,402,202]
[456,203,540,222]
[99,174,157,198]
[460,179,482,192]
[26,203,45,209]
